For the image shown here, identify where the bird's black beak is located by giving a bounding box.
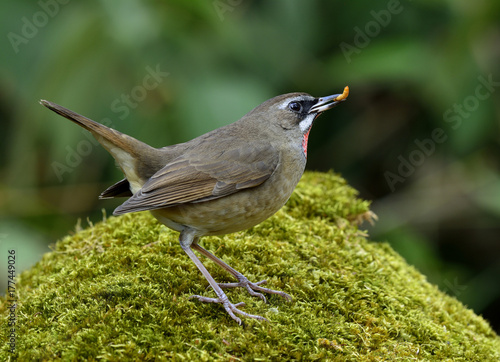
[309,86,349,114]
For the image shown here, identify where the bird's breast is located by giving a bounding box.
[151,150,305,237]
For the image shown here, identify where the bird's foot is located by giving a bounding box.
[218,275,292,303]
[188,294,267,324]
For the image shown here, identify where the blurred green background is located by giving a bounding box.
[1,0,499,332]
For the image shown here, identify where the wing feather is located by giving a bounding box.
[113,143,279,215]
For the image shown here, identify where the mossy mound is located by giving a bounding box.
[2,171,499,360]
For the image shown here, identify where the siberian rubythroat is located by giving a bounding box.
[41,86,349,324]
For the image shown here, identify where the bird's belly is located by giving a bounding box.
[150,168,302,237]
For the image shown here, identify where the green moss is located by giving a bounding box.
[1,171,499,360]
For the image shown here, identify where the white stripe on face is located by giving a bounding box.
[299,113,315,133]
[277,95,312,110]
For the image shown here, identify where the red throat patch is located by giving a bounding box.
[302,128,311,157]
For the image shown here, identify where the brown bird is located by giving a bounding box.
[40,86,349,324]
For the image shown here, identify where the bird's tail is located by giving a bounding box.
[40,100,162,194]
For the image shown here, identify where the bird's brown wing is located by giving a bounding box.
[113,143,280,215]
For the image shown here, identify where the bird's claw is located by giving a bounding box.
[218,277,292,303]
[189,294,267,324]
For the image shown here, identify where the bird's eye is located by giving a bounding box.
[288,102,302,113]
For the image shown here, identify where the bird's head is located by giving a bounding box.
[244,87,349,157]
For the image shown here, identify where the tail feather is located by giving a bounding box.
[99,178,133,199]
[41,100,164,193]
[40,100,150,157]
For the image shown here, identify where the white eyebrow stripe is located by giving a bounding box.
[277,96,311,110]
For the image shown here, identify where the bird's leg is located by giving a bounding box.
[192,242,292,303]
[179,230,267,324]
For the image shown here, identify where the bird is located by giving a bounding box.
[40,86,349,324]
